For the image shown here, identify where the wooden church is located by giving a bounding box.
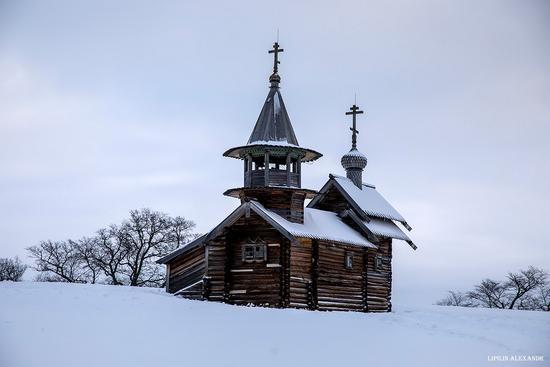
[157,42,417,312]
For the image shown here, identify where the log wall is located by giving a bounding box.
[166,214,393,312]
[238,188,306,223]
[205,235,226,302]
[316,241,365,311]
[366,239,392,312]
[289,238,312,309]
[167,245,205,298]
[223,213,283,307]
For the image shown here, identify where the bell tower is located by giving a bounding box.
[223,42,322,223]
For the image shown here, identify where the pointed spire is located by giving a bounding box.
[341,102,368,188]
[247,41,298,145]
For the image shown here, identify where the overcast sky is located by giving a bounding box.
[1,0,549,304]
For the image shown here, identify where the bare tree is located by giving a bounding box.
[27,208,198,287]
[120,209,178,286]
[27,240,88,283]
[72,237,101,284]
[169,216,198,249]
[436,291,474,307]
[523,284,550,312]
[0,257,27,281]
[504,267,547,310]
[467,279,510,309]
[438,267,550,311]
[91,227,126,285]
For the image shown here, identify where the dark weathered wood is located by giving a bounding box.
[286,153,291,186]
[310,239,319,310]
[168,245,205,294]
[264,151,269,185]
[165,194,394,313]
[362,248,368,312]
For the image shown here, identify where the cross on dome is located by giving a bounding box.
[345,104,364,150]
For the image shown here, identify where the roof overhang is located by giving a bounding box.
[223,187,317,200]
[309,174,413,230]
[340,209,417,250]
[156,234,208,264]
[223,143,322,162]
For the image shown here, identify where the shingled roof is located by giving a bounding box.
[247,86,299,146]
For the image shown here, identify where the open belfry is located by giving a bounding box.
[158,42,416,312]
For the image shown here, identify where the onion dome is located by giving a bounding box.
[341,147,368,170]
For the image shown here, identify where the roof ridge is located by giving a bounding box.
[329,173,376,189]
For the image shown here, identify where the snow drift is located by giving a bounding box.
[0,282,548,367]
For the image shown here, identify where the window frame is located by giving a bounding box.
[345,252,353,269]
[242,243,267,263]
[374,255,383,272]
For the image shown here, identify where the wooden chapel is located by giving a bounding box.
[157,42,416,312]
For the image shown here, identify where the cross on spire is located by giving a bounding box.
[268,42,284,74]
[345,104,364,149]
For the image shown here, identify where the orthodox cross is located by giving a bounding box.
[345,104,364,149]
[268,42,284,74]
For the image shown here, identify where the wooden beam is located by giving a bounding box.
[310,239,319,310]
[286,153,291,187]
[362,248,369,312]
[297,158,301,187]
[246,153,252,187]
[165,264,171,292]
[264,151,270,186]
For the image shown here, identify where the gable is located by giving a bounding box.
[309,174,412,231]
[157,202,296,265]
[308,175,417,250]
[332,175,408,227]
[307,183,352,215]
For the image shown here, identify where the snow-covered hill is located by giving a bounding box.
[0,282,548,367]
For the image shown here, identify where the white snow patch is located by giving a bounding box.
[363,217,411,241]
[246,139,299,147]
[0,282,549,367]
[253,201,376,248]
[333,174,407,223]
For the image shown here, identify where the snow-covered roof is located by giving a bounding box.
[245,140,299,147]
[252,201,376,248]
[158,200,377,264]
[331,174,408,225]
[342,148,367,159]
[362,218,410,242]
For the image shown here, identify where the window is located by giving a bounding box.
[374,256,383,272]
[345,252,353,269]
[243,245,255,261]
[242,243,267,262]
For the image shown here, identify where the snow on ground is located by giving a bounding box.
[1,281,549,367]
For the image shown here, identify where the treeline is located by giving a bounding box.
[27,208,197,287]
[437,266,549,311]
